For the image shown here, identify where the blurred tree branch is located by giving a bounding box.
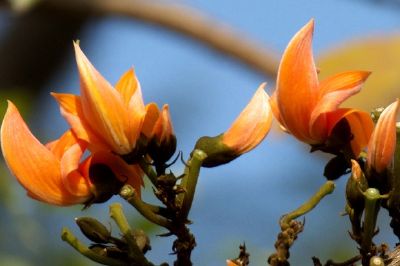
[0,0,278,95]
[0,0,91,93]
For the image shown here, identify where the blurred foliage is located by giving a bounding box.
[318,35,400,111]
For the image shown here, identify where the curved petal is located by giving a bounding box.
[276,19,319,143]
[367,99,400,173]
[310,71,371,136]
[326,108,374,157]
[152,104,174,143]
[115,68,141,107]
[223,83,273,154]
[46,130,80,160]
[74,43,131,154]
[60,139,92,199]
[0,101,85,205]
[141,102,160,138]
[126,79,146,149]
[52,92,110,152]
[269,90,289,133]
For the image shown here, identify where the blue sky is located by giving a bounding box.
[2,0,400,265]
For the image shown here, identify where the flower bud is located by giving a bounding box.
[146,104,177,165]
[367,99,400,174]
[346,160,368,213]
[194,84,272,167]
[75,217,111,244]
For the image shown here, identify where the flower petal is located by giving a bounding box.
[89,151,144,197]
[310,71,371,138]
[152,104,174,143]
[115,68,141,107]
[0,101,86,205]
[223,83,272,154]
[276,19,319,143]
[59,137,92,199]
[367,99,400,173]
[52,93,110,152]
[142,102,160,138]
[74,43,131,154]
[326,108,374,157]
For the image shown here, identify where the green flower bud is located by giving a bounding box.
[75,217,111,244]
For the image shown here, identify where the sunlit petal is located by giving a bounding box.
[115,68,141,107]
[276,19,318,143]
[142,103,160,138]
[0,101,88,205]
[223,83,272,154]
[152,104,174,143]
[74,42,131,154]
[52,92,110,152]
[310,71,370,126]
[367,99,400,173]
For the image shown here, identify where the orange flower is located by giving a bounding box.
[1,101,142,206]
[195,83,272,167]
[223,83,272,154]
[52,43,148,155]
[271,19,374,156]
[367,99,400,173]
[1,101,91,205]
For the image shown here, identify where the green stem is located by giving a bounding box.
[119,185,171,229]
[109,203,154,266]
[61,227,126,266]
[361,188,382,255]
[179,149,207,220]
[139,157,158,186]
[281,181,335,228]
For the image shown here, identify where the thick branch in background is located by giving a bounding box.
[1,0,278,95]
[0,1,91,92]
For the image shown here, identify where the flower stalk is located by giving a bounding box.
[61,227,126,266]
[179,149,207,221]
[109,203,154,266]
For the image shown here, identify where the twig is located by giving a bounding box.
[16,0,279,78]
[119,185,172,228]
[269,181,335,266]
[109,203,154,266]
[61,227,126,266]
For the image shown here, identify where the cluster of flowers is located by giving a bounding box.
[1,20,398,209]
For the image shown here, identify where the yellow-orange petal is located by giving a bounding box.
[222,83,272,154]
[324,108,374,157]
[269,90,289,133]
[60,139,91,198]
[276,19,319,143]
[142,102,160,138]
[51,93,111,152]
[74,42,131,154]
[46,130,80,160]
[115,68,141,107]
[310,71,371,139]
[0,101,89,205]
[152,104,174,144]
[115,69,146,147]
[226,260,237,266]
[367,99,400,173]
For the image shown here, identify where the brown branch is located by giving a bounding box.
[25,0,279,78]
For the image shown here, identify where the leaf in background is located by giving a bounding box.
[317,35,400,111]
